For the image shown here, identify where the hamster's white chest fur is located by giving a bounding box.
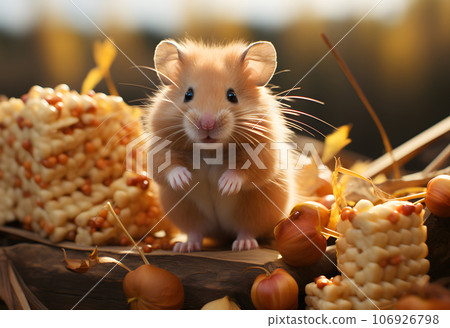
[188,166,240,235]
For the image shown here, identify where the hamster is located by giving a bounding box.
[144,39,302,252]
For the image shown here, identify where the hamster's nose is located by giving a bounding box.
[200,113,216,131]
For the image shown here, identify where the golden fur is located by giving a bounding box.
[144,39,298,251]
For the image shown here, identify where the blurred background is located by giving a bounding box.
[0,0,449,171]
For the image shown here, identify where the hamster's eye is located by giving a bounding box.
[226,89,238,103]
[184,88,194,102]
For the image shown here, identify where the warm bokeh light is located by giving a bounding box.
[0,0,448,169]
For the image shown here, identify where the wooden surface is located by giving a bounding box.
[1,212,448,310]
[0,234,338,310]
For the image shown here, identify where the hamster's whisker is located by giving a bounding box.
[241,122,271,132]
[95,107,131,131]
[232,128,259,146]
[269,180,290,194]
[236,118,272,126]
[284,120,305,132]
[275,87,302,96]
[151,126,181,134]
[280,95,325,105]
[157,101,199,130]
[235,114,272,121]
[240,124,273,137]
[281,109,301,116]
[120,82,158,93]
[273,69,291,76]
[164,131,184,141]
[235,122,269,133]
[233,109,273,118]
[133,65,180,89]
[264,175,291,193]
[233,130,258,146]
[242,126,274,140]
[243,127,273,139]
[110,128,141,148]
[151,124,184,135]
[160,97,180,107]
[281,109,336,130]
[285,118,326,138]
[170,132,189,147]
[279,102,292,108]
[235,125,275,143]
[234,116,273,125]
[229,135,245,149]
[285,121,313,137]
[128,98,153,104]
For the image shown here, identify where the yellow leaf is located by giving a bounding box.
[326,158,346,232]
[321,125,352,163]
[328,203,339,233]
[81,67,103,95]
[81,39,119,96]
[94,39,117,72]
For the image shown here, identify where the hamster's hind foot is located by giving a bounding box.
[232,232,259,251]
[173,241,201,253]
[173,231,203,253]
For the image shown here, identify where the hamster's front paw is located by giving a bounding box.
[232,232,259,251]
[167,166,192,190]
[218,170,244,196]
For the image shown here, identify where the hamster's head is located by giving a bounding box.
[147,39,278,147]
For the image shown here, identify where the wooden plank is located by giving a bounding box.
[1,243,338,310]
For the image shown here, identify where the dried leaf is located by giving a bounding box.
[98,257,131,272]
[62,248,96,273]
[322,125,352,164]
[392,187,427,198]
[327,158,404,229]
[88,246,100,266]
[337,165,392,201]
[62,247,131,273]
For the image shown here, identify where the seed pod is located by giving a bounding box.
[425,175,450,218]
[250,268,298,310]
[123,264,184,310]
[274,202,329,267]
[201,296,240,310]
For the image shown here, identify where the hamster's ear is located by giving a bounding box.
[241,41,277,86]
[154,40,184,85]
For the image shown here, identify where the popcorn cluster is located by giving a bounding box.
[0,85,168,245]
[305,200,430,309]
